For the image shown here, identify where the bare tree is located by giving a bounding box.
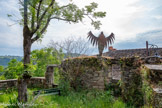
[49,36,93,58]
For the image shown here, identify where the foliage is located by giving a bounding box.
[122,70,144,107]
[30,47,64,78]
[7,94,19,108]
[58,79,72,96]
[0,66,5,80]
[105,80,121,97]
[4,59,24,79]
[1,48,63,80]
[141,68,154,107]
[120,57,142,68]
[0,88,17,103]
[14,0,107,43]
[0,66,4,72]
[33,90,131,108]
[0,88,132,108]
[120,59,144,107]
[0,75,5,80]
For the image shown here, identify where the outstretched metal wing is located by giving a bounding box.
[106,33,115,47]
[87,31,98,46]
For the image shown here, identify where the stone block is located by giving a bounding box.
[93,86,99,89]
[98,86,105,90]
[94,73,99,77]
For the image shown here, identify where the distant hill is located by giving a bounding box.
[0,53,83,67]
[0,56,22,67]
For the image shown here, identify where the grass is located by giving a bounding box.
[0,88,17,103]
[0,88,132,108]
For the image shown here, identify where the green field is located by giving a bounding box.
[0,88,132,108]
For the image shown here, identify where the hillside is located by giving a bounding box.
[0,56,22,67]
[0,53,81,67]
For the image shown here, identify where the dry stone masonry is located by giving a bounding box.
[0,77,45,89]
[0,56,161,107]
[0,65,59,89]
[60,56,162,107]
[60,56,122,90]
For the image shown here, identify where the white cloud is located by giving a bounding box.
[42,0,144,42]
[152,15,162,20]
[0,0,162,55]
[0,0,19,12]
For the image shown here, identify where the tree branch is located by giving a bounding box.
[39,0,55,23]
[31,6,36,31]
[85,14,94,22]
[28,2,38,11]
[40,19,50,34]
[31,18,51,43]
[59,4,71,9]
[50,16,77,23]
[24,0,28,26]
[32,0,55,35]
[19,0,24,6]
[37,0,43,23]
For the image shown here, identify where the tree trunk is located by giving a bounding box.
[18,25,32,102]
[18,79,28,102]
[23,26,32,67]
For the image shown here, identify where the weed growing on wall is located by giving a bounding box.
[141,68,154,107]
[120,57,144,107]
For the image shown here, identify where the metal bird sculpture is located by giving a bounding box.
[87,31,115,56]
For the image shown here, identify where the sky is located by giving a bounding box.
[0,0,162,56]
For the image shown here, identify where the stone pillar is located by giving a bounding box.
[45,64,59,88]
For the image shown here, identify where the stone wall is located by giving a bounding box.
[81,64,122,90]
[103,48,162,58]
[0,64,59,89]
[121,57,162,107]
[61,56,162,107]
[0,77,45,89]
[1,56,160,107]
[60,56,122,90]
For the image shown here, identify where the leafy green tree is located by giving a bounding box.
[12,0,106,102]
[0,66,3,72]
[0,66,5,80]
[30,48,64,77]
[17,0,106,68]
[1,48,63,80]
[4,59,24,79]
[1,59,21,80]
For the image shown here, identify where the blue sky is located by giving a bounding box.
[0,0,162,56]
